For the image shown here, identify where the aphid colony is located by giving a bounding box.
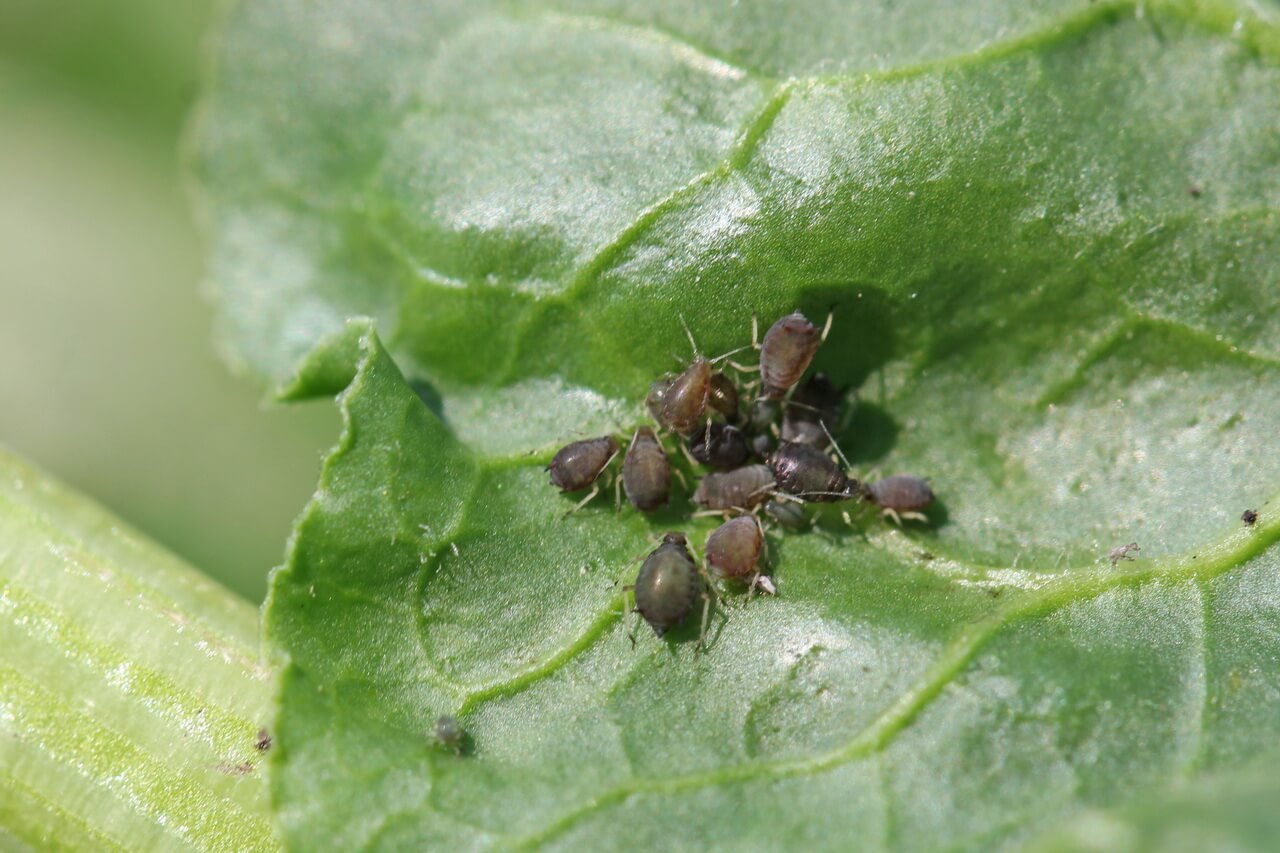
[547,311,936,647]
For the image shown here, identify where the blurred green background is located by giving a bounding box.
[0,0,337,601]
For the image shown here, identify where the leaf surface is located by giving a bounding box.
[196,1,1280,848]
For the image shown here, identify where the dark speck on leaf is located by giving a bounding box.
[255,728,272,751]
[1242,509,1258,526]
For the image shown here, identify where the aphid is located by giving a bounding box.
[764,499,809,531]
[656,320,748,436]
[692,464,777,511]
[658,357,712,436]
[758,311,831,399]
[705,515,776,596]
[435,715,464,754]
[631,532,711,645]
[767,442,860,503]
[254,728,272,751]
[1108,542,1140,566]
[687,422,749,470]
[781,372,844,446]
[864,475,935,525]
[707,372,740,423]
[547,436,619,513]
[1242,509,1259,526]
[622,427,672,512]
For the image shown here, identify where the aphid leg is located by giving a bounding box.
[691,508,733,520]
[727,359,759,374]
[678,440,702,469]
[614,475,623,513]
[563,484,600,517]
[819,309,834,343]
[899,511,929,524]
[695,581,719,652]
[671,467,689,492]
[882,507,904,527]
[678,313,702,358]
[750,314,760,350]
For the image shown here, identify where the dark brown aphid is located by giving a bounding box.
[435,715,464,754]
[767,442,859,503]
[631,532,709,644]
[705,515,775,596]
[547,436,620,513]
[707,372,740,423]
[782,372,844,446]
[687,422,749,470]
[759,311,830,399]
[764,499,808,531]
[623,427,672,512]
[254,728,272,751]
[1242,509,1259,526]
[692,464,776,511]
[864,475,935,525]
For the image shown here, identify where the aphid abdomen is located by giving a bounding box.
[633,533,700,636]
[764,499,808,530]
[760,312,821,398]
[781,372,844,446]
[659,358,712,436]
[707,372,740,423]
[548,436,619,492]
[623,427,672,512]
[705,516,763,581]
[692,464,776,510]
[688,422,749,470]
[767,442,855,502]
[645,377,673,424]
[867,475,934,512]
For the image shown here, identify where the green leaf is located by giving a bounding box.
[263,320,1280,849]
[0,446,275,850]
[195,0,1280,848]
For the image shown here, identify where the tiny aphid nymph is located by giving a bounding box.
[435,715,464,754]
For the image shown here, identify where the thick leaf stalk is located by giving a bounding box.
[0,447,275,851]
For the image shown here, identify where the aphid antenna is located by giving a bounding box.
[678,312,701,357]
[708,343,753,366]
[819,420,855,474]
